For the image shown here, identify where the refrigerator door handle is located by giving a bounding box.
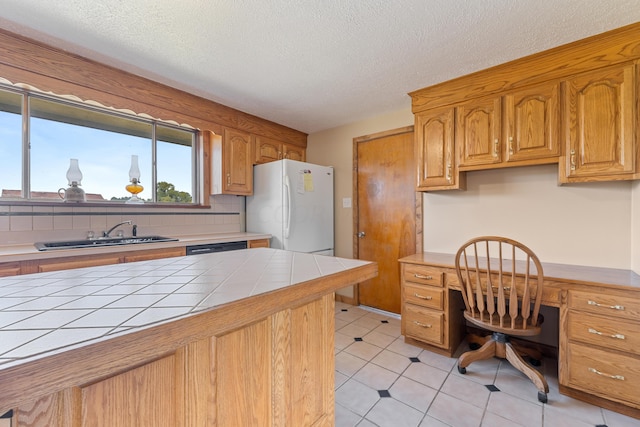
[284,175,291,238]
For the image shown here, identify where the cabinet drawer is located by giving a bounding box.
[403,264,444,287]
[403,304,444,345]
[567,342,640,407]
[568,311,640,356]
[568,290,640,321]
[404,283,444,310]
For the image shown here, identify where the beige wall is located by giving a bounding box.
[423,164,633,269]
[308,107,640,301]
[306,107,414,260]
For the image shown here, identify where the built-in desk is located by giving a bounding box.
[399,252,640,420]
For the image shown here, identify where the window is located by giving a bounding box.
[0,85,197,204]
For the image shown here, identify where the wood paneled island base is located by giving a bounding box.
[0,249,377,427]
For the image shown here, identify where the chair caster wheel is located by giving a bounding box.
[457,365,466,374]
[537,391,547,403]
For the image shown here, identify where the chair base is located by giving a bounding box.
[457,332,549,403]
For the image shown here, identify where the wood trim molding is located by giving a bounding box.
[0,28,307,145]
[410,22,640,112]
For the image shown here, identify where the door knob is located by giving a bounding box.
[357,231,366,238]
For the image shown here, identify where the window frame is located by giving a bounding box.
[0,83,201,206]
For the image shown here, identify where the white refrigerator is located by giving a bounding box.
[246,159,334,255]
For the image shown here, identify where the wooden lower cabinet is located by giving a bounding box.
[560,289,640,417]
[248,238,270,248]
[11,293,335,427]
[400,262,465,356]
[0,262,21,277]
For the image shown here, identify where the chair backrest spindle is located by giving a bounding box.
[455,236,544,335]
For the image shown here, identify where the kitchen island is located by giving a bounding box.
[0,248,377,426]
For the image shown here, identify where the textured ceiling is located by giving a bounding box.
[0,1,640,134]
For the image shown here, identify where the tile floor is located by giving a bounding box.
[334,301,639,427]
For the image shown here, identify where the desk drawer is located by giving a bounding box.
[404,283,444,310]
[403,304,444,345]
[403,264,443,287]
[568,290,640,321]
[568,311,640,356]
[567,342,640,407]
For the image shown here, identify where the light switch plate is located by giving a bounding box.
[342,197,352,208]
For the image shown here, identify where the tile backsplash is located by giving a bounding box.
[0,195,245,245]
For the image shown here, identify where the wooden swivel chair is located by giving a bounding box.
[455,236,549,403]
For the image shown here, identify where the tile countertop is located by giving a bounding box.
[0,248,373,370]
[0,232,271,262]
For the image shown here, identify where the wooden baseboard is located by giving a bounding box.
[559,385,640,420]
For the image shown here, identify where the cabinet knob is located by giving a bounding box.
[357,231,366,238]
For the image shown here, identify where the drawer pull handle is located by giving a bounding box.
[588,328,625,340]
[587,300,625,311]
[414,274,433,280]
[413,321,432,328]
[414,293,433,300]
[588,367,625,381]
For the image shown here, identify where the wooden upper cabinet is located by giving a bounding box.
[415,107,464,190]
[560,63,636,182]
[211,129,253,195]
[254,135,306,164]
[504,82,560,163]
[283,143,306,162]
[456,96,502,169]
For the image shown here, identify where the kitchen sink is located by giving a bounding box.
[34,236,179,251]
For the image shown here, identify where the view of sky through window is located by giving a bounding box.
[0,91,194,202]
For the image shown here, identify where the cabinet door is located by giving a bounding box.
[223,129,253,195]
[283,144,306,162]
[255,135,282,164]
[415,107,461,190]
[504,82,560,163]
[561,63,635,182]
[456,96,502,169]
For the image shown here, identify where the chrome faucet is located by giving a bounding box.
[103,220,135,237]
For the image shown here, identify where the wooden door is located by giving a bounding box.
[560,63,635,182]
[504,82,560,163]
[415,107,461,190]
[456,95,502,169]
[355,127,417,314]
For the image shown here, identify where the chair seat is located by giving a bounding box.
[463,310,543,337]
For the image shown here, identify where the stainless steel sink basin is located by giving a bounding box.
[34,236,179,251]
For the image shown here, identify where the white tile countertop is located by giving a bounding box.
[0,248,372,369]
[0,232,271,262]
